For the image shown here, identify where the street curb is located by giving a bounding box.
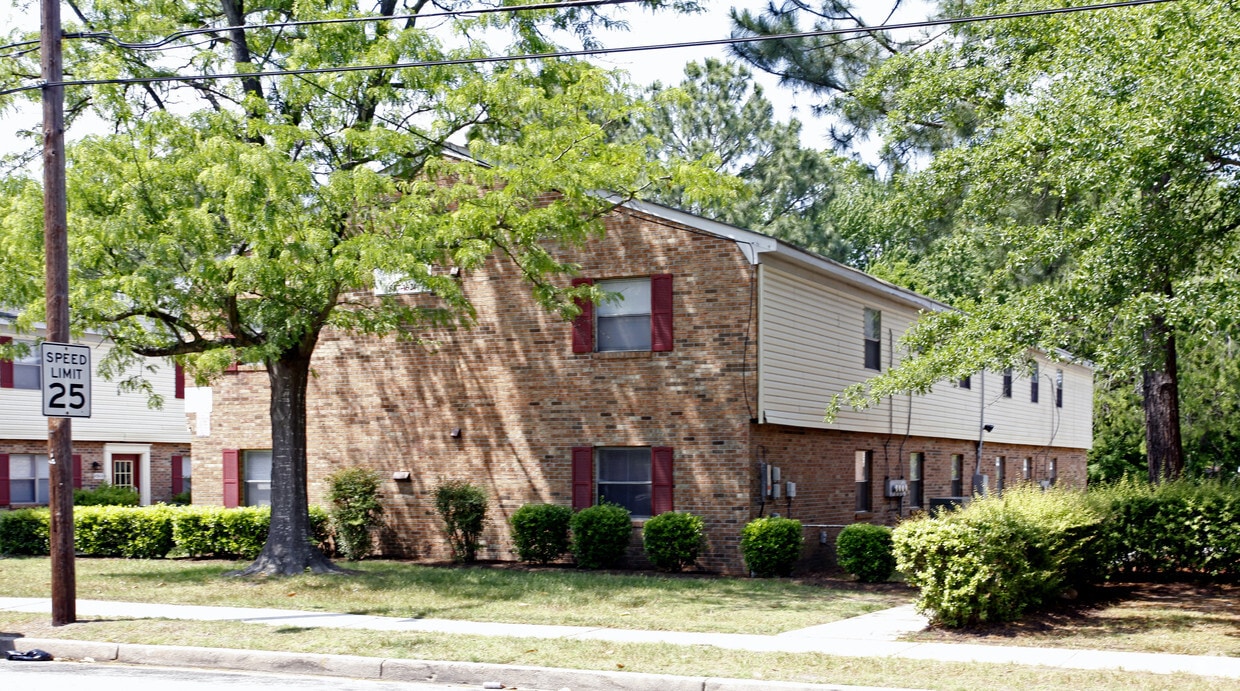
[1,636,921,691]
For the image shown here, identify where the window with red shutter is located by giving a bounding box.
[171,454,184,495]
[651,447,674,515]
[651,274,674,352]
[72,454,82,490]
[571,278,595,353]
[0,336,12,388]
[0,453,9,506]
[571,447,593,510]
[222,449,240,508]
[174,364,185,399]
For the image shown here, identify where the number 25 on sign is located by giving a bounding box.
[40,342,92,418]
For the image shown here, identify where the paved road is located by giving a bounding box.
[0,659,487,691]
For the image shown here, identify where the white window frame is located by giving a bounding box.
[8,453,49,504]
[595,446,652,518]
[862,309,881,371]
[104,443,152,506]
[10,340,41,390]
[595,278,652,352]
[243,449,273,507]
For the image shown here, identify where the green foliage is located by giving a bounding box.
[739,516,803,577]
[326,468,384,561]
[569,502,633,569]
[509,503,573,564]
[169,491,192,506]
[433,479,489,563]
[1088,478,1240,579]
[893,486,1102,627]
[835,523,896,583]
[0,508,50,556]
[641,511,705,572]
[74,482,140,507]
[74,505,177,558]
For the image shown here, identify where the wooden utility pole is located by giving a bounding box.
[42,0,76,626]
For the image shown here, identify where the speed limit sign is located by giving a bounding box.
[40,342,92,418]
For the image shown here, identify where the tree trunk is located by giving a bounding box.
[231,350,345,576]
[1141,315,1184,483]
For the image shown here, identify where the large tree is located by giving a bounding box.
[739,1,1240,483]
[620,58,848,259]
[0,0,718,574]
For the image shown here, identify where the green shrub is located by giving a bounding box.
[642,511,705,572]
[509,503,572,564]
[1089,477,1240,579]
[740,516,803,577]
[169,491,192,506]
[326,468,384,561]
[309,505,334,557]
[434,479,489,563]
[74,505,175,558]
[894,485,1102,627]
[0,508,50,556]
[171,506,270,558]
[836,523,896,583]
[570,502,633,569]
[74,482,139,506]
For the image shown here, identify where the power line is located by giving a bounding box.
[0,0,1179,98]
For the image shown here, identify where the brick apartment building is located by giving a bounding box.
[191,200,1093,574]
[1,321,192,508]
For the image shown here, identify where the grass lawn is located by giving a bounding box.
[1,557,1236,690]
[0,557,909,634]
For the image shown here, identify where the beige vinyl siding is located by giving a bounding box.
[756,258,1093,450]
[0,331,189,444]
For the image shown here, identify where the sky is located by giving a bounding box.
[0,1,933,154]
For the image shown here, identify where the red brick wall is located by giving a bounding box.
[1,439,190,507]
[191,207,1090,574]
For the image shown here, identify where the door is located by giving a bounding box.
[112,453,141,493]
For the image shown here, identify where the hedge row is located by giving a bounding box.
[894,479,1240,628]
[0,505,332,559]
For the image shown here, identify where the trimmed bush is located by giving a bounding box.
[74,505,176,558]
[510,503,572,564]
[434,479,489,563]
[570,502,633,569]
[894,485,1102,627]
[836,523,896,583]
[0,508,50,556]
[642,511,705,572]
[74,482,140,506]
[740,516,803,577]
[1089,477,1240,579]
[326,467,384,561]
[171,505,333,559]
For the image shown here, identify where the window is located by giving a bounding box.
[7,454,49,504]
[950,454,964,496]
[909,452,925,508]
[1049,458,1058,486]
[863,308,881,370]
[0,338,41,390]
[243,450,272,507]
[1023,457,1032,481]
[1002,368,1013,398]
[112,454,137,490]
[572,446,672,518]
[995,456,1006,493]
[172,454,191,498]
[572,275,673,353]
[1030,363,1040,403]
[1056,369,1064,408]
[372,268,429,295]
[958,375,972,389]
[855,450,873,512]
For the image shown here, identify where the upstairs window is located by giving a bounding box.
[1030,363,1040,403]
[1002,368,1013,398]
[863,308,881,370]
[0,338,41,390]
[959,375,972,390]
[1056,369,1064,408]
[572,275,673,353]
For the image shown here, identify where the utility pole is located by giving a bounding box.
[42,0,76,626]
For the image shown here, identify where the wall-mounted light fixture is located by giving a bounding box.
[91,461,101,471]
[392,471,411,481]
[450,428,462,439]
[983,424,994,433]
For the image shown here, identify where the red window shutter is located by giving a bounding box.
[0,453,9,505]
[72,454,83,489]
[174,364,185,399]
[571,277,594,353]
[0,336,13,388]
[222,449,240,508]
[651,274,674,352]
[171,454,183,495]
[651,447,674,516]
[571,446,593,510]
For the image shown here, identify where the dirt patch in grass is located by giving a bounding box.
[908,580,1240,657]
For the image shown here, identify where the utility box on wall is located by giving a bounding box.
[884,478,909,498]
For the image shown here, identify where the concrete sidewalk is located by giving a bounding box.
[3,597,1239,684]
